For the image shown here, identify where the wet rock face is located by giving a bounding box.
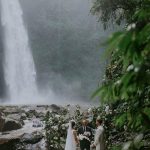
[0,139,20,150]
[0,119,45,150]
[25,109,39,118]
[2,118,22,132]
[0,105,49,150]
[21,131,43,144]
[23,138,46,150]
[7,114,25,126]
[0,120,4,132]
[0,112,5,132]
[3,106,23,115]
[0,111,24,132]
[50,104,61,112]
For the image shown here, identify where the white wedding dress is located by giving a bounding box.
[65,122,76,150]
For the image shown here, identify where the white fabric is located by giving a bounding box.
[65,122,76,150]
[94,125,105,150]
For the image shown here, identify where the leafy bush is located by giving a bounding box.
[92,0,150,149]
[44,109,68,150]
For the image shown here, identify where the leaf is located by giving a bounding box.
[115,113,127,127]
[138,23,150,44]
[106,32,124,55]
[118,31,132,54]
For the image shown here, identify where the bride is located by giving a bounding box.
[65,120,79,150]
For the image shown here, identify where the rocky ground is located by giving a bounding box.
[0,104,64,150]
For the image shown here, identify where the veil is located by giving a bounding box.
[65,121,76,150]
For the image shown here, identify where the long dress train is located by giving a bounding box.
[65,122,76,150]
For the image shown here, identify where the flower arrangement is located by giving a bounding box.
[78,134,91,142]
[44,108,69,150]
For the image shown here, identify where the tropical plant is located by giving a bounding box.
[92,0,150,149]
[91,0,143,28]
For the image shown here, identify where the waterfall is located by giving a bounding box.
[0,0,38,103]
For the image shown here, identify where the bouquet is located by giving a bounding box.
[78,133,90,142]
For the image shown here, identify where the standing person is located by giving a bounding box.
[78,119,92,150]
[65,120,79,150]
[91,118,105,150]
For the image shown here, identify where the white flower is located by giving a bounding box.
[127,23,136,31]
[124,125,127,131]
[115,80,121,85]
[61,124,65,127]
[109,111,112,114]
[134,67,139,72]
[52,125,58,131]
[131,23,136,28]
[88,108,92,113]
[48,119,52,123]
[78,134,90,141]
[134,134,143,144]
[55,114,60,118]
[122,141,132,150]
[105,105,110,114]
[97,115,101,120]
[127,25,132,31]
[78,134,84,140]
[127,64,134,71]
[54,136,58,140]
[65,123,69,128]
[62,127,65,130]
[84,131,91,136]
[116,48,119,52]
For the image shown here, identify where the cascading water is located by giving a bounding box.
[0,0,38,103]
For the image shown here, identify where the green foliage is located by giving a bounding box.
[91,0,144,29]
[44,109,69,150]
[111,145,122,150]
[92,0,150,149]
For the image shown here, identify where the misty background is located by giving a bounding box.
[0,0,114,104]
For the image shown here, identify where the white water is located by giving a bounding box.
[1,0,38,103]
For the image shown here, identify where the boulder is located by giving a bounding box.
[7,114,21,121]
[0,106,46,150]
[0,139,20,150]
[36,112,45,118]
[26,110,38,118]
[0,119,44,150]
[6,114,24,125]
[21,131,43,144]
[2,118,22,132]
[23,138,46,150]
[50,104,61,112]
[20,113,27,120]
[0,112,24,132]
[3,106,22,115]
